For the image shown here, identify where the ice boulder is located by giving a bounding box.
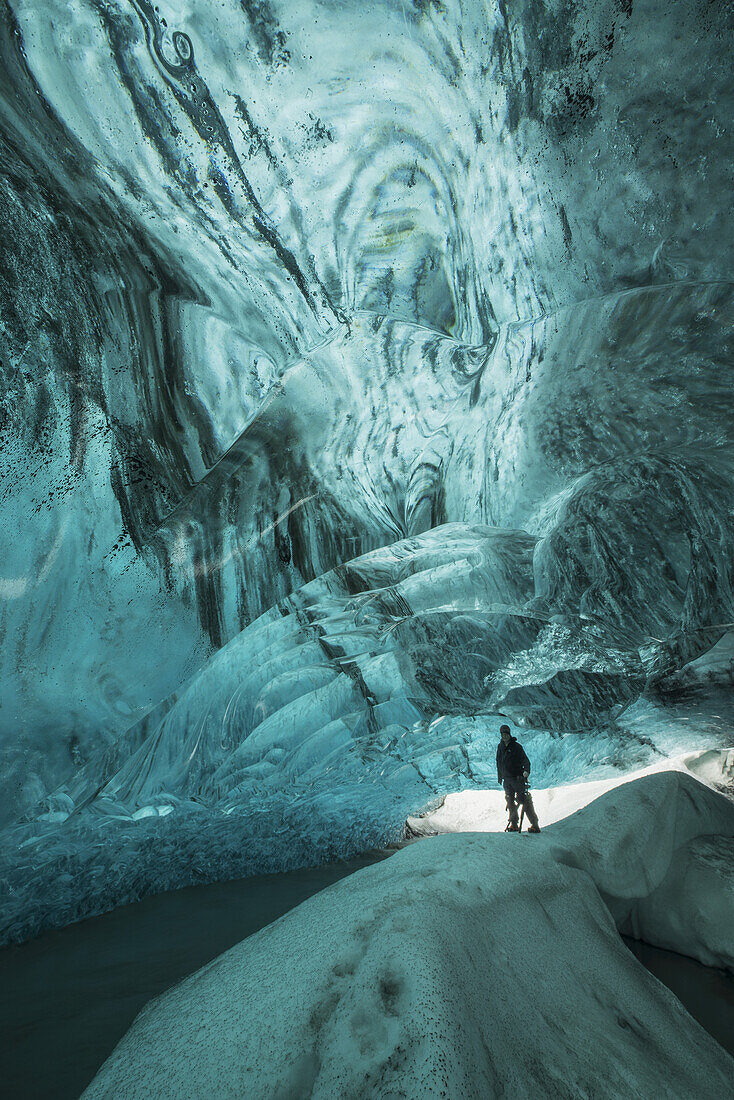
[83,772,734,1098]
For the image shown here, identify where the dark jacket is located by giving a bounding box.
[496,736,531,784]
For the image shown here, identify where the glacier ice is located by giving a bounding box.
[1,0,733,939]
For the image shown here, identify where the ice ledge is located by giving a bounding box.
[83,770,734,1098]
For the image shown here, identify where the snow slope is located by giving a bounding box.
[83,770,734,1099]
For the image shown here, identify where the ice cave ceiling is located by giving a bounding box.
[0,0,733,939]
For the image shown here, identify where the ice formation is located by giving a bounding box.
[82,771,734,1098]
[1,0,733,939]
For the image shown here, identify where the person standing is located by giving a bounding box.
[496,724,541,833]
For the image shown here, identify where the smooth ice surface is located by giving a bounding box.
[82,772,734,1099]
[1,0,733,932]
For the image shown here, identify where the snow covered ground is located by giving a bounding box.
[406,747,734,837]
[83,768,734,1098]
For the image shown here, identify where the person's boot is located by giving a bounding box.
[524,795,541,833]
[506,820,520,832]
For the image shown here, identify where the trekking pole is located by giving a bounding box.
[518,777,529,833]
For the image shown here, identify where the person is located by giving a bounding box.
[496,724,540,833]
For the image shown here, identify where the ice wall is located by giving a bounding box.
[0,0,733,931]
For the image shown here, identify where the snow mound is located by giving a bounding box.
[83,772,734,1099]
[408,751,734,970]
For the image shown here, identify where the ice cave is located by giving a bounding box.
[1,0,733,1096]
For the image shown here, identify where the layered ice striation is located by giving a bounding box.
[1,0,733,937]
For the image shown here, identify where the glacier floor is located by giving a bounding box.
[2,849,733,1100]
[80,770,734,1098]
